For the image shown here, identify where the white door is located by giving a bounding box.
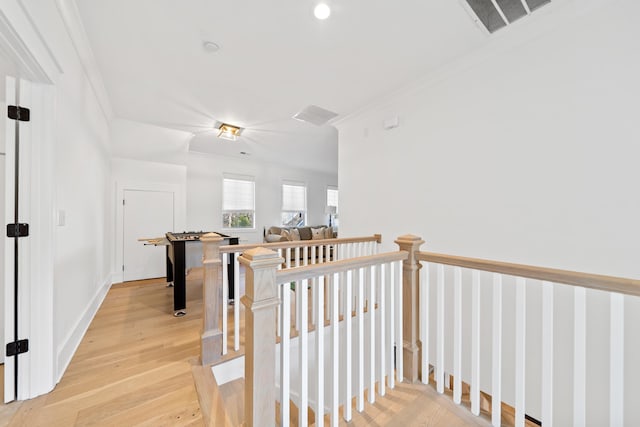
[123,190,174,281]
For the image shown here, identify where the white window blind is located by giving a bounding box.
[282,183,306,211]
[223,178,255,210]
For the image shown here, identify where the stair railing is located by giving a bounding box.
[241,245,407,427]
[200,234,382,363]
[411,237,640,426]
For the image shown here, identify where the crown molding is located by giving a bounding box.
[55,0,114,121]
[334,0,599,128]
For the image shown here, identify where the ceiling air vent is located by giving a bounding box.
[293,105,338,126]
[464,0,551,33]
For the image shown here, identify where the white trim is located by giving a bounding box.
[56,275,111,382]
[54,0,113,121]
[0,2,57,82]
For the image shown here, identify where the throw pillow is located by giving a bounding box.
[280,229,290,241]
[266,234,283,243]
[311,227,325,240]
[324,226,333,239]
[289,228,301,241]
[298,227,312,240]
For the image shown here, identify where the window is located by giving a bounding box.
[282,182,306,226]
[222,176,255,229]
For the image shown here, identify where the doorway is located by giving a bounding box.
[122,189,174,282]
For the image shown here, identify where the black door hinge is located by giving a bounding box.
[6,339,29,357]
[7,223,29,238]
[7,105,30,122]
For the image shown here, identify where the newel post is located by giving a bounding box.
[395,234,425,383]
[200,232,224,365]
[239,247,284,427]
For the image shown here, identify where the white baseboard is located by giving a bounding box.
[56,275,112,383]
[111,271,123,285]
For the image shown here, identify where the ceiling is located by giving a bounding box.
[75,0,488,173]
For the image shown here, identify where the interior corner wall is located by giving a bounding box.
[337,1,640,424]
[186,152,338,244]
[15,1,114,384]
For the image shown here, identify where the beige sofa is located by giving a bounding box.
[264,225,336,243]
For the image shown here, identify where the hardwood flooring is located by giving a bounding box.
[1,272,206,426]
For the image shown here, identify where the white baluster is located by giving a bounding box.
[471,270,481,416]
[492,273,503,426]
[436,264,445,393]
[542,281,553,427]
[574,287,586,427]
[395,260,403,382]
[357,268,365,412]
[286,247,291,269]
[388,262,396,390]
[369,265,376,404]
[344,269,353,421]
[316,275,325,425]
[331,272,340,426]
[420,262,429,384]
[234,253,240,351]
[303,245,308,266]
[295,247,300,267]
[311,245,316,265]
[379,263,386,397]
[610,292,624,427]
[300,278,309,426]
[277,250,282,339]
[515,277,526,426]
[222,252,228,355]
[281,282,291,426]
[453,267,462,404]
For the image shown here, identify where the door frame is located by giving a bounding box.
[114,181,180,284]
[0,2,58,401]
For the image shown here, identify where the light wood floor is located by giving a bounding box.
[1,272,206,426]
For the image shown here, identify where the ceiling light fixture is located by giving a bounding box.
[216,123,243,141]
[314,3,331,20]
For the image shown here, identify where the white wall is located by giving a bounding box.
[337,0,640,424]
[111,157,187,281]
[187,151,338,244]
[12,0,114,385]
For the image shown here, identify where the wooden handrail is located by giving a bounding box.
[219,233,382,254]
[416,251,640,297]
[276,250,408,284]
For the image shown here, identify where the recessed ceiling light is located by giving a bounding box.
[314,3,331,20]
[203,41,220,53]
[240,151,250,156]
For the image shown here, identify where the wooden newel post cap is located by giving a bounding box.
[200,232,223,243]
[238,247,284,268]
[395,234,425,249]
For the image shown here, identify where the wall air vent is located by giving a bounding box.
[464,0,551,33]
[292,105,338,126]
